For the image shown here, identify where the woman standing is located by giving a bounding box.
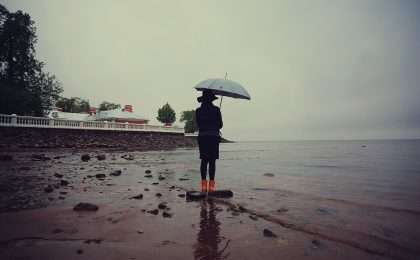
[196,90,223,192]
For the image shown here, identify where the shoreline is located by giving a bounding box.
[0,149,414,260]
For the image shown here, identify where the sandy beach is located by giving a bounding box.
[0,142,419,260]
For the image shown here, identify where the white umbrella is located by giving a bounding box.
[194,78,251,100]
[194,77,251,108]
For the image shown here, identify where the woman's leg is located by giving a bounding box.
[200,159,208,180]
[208,159,216,181]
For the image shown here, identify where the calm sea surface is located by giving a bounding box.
[174,139,420,211]
[161,139,420,256]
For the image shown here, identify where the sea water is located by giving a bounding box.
[165,139,420,256]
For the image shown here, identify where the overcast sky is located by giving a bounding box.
[2,0,420,141]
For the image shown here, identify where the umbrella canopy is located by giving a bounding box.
[194,78,251,100]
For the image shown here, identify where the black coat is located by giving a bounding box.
[195,104,223,134]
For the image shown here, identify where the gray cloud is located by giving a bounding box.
[2,0,420,140]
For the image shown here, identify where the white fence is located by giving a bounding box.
[0,114,184,134]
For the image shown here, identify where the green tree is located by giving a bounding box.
[180,110,197,133]
[98,101,121,111]
[157,103,176,125]
[56,97,90,113]
[0,4,62,116]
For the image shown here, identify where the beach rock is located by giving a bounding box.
[277,208,289,213]
[0,154,13,161]
[145,169,151,174]
[263,173,275,177]
[155,193,162,197]
[52,228,63,234]
[158,176,166,181]
[54,173,63,178]
[130,194,143,200]
[81,154,90,162]
[84,239,102,244]
[178,194,186,198]
[96,154,106,160]
[158,202,167,209]
[186,191,207,201]
[263,228,277,238]
[95,173,106,179]
[162,211,173,218]
[60,180,69,186]
[179,178,190,181]
[121,154,134,160]
[249,215,258,221]
[147,209,159,215]
[144,174,153,178]
[44,185,54,193]
[31,154,50,161]
[73,202,98,211]
[110,170,122,176]
[312,239,321,249]
[207,190,234,198]
[152,182,159,185]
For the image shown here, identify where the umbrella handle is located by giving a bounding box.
[219,95,223,109]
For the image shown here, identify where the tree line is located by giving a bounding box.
[0,4,197,133]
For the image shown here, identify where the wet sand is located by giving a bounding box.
[0,149,416,260]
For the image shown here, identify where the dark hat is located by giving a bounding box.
[197,89,218,103]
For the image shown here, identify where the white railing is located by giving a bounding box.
[0,114,184,134]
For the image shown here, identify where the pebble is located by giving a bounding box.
[263,173,275,177]
[263,228,277,238]
[110,170,122,176]
[249,215,258,221]
[162,211,173,218]
[131,194,143,200]
[96,154,106,160]
[54,173,63,178]
[158,202,167,209]
[277,208,289,213]
[81,154,90,162]
[147,209,159,215]
[73,202,99,211]
[95,173,106,179]
[44,185,54,193]
[312,239,321,249]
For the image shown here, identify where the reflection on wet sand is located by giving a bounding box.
[194,199,230,260]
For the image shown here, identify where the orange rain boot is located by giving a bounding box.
[209,180,216,192]
[201,180,208,193]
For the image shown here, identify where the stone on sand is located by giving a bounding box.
[130,194,143,200]
[81,154,90,162]
[96,154,106,160]
[263,228,277,238]
[110,170,122,176]
[263,173,275,177]
[73,202,99,212]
